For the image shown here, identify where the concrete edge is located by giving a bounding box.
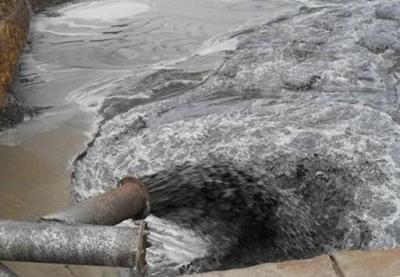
[186,248,400,277]
[0,262,19,277]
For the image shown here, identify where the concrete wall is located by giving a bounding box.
[188,248,400,277]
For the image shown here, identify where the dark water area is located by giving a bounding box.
[144,155,370,273]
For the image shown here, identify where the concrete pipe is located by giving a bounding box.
[0,0,31,109]
[0,220,147,268]
[42,176,150,225]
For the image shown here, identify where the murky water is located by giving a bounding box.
[0,0,298,276]
[4,0,400,276]
[72,0,400,275]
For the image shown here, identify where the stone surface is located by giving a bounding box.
[187,248,400,277]
[0,94,25,131]
[187,255,337,277]
[0,263,18,277]
[30,0,68,11]
[332,248,400,277]
[0,0,30,109]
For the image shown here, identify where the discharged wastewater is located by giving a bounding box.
[3,0,400,276]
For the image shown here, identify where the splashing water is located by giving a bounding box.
[140,154,370,274]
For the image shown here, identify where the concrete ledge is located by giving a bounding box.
[0,0,31,109]
[188,248,400,277]
[188,255,337,277]
[332,248,400,277]
[0,262,18,277]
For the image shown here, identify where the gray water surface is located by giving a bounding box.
[1,0,306,276]
[71,0,400,275]
[4,0,400,276]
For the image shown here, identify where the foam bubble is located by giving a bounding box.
[197,37,240,56]
[59,0,150,21]
[33,0,151,37]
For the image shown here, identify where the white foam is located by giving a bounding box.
[197,36,240,56]
[65,75,125,113]
[59,0,150,21]
[33,0,151,36]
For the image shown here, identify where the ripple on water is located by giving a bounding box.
[59,0,150,21]
[34,0,150,37]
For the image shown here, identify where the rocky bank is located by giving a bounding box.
[0,0,30,130]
